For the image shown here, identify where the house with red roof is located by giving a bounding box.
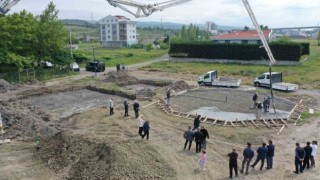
[99,15,137,48]
[212,29,272,44]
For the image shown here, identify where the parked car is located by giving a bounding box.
[41,61,54,68]
[85,61,105,72]
[70,62,80,71]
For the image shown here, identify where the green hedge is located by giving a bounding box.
[169,41,309,61]
[300,42,310,55]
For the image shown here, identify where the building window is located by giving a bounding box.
[108,30,110,33]
[107,24,110,27]
[111,20,113,22]
[133,35,135,38]
[107,20,109,22]
[108,36,110,38]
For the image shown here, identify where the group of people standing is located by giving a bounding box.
[252,93,271,113]
[227,140,318,179]
[108,98,140,118]
[116,63,126,71]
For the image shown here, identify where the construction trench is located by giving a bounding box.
[0,72,316,179]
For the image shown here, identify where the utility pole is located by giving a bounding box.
[69,29,73,59]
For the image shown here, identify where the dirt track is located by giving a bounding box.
[0,66,320,179]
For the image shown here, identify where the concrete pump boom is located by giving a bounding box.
[106,0,192,18]
[0,0,20,14]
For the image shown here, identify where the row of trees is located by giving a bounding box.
[174,24,210,41]
[0,2,71,70]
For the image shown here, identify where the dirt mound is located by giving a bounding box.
[105,71,138,86]
[0,100,58,139]
[37,132,175,179]
[0,79,16,93]
[168,80,192,92]
[137,88,156,97]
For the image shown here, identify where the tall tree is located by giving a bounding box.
[36,2,67,62]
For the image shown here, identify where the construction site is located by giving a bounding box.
[0,67,319,179]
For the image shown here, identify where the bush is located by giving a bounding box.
[300,42,310,55]
[130,43,144,49]
[146,44,153,51]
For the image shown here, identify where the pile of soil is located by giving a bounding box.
[37,132,175,179]
[0,100,58,139]
[168,80,192,92]
[0,79,16,93]
[137,88,156,97]
[105,71,138,86]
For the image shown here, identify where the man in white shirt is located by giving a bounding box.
[109,98,114,115]
[311,140,318,168]
[137,115,144,137]
[0,113,4,134]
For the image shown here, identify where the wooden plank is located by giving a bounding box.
[230,121,236,128]
[294,113,303,126]
[240,120,247,127]
[270,119,278,126]
[250,119,259,128]
[280,118,288,126]
[202,116,208,123]
[262,119,271,128]
[142,101,159,109]
[223,121,228,127]
[212,119,218,125]
[277,125,286,135]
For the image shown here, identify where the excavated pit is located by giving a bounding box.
[24,89,126,118]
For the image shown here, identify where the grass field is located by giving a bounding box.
[77,43,167,67]
[140,40,320,89]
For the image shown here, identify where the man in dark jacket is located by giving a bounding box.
[193,115,201,130]
[142,120,150,140]
[251,142,268,170]
[228,148,238,179]
[266,140,275,169]
[252,93,258,109]
[240,142,254,175]
[294,143,305,174]
[183,126,194,150]
[303,142,312,170]
[133,100,140,118]
[193,128,203,153]
[166,88,171,106]
[124,99,129,117]
[200,126,209,150]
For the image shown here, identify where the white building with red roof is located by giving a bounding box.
[212,29,272,44]
[99,15,137,48]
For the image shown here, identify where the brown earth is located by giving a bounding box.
[0,69,319,179]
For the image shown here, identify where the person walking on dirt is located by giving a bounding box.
[311,141,318,168]
[166,88,171,106]
[294,143,305,174]
[266,140,275,169]
[109,98,114,115]
[198,150,207,171]
[200,126,209,150]
[252,93,258,109]
[138,115,144,137]
[142,120,150,140]
[193,115,201,130]
[194,128,204,153]
[303,142,313,170]
[240,142,254,175]
[251,142,268,170]
[133,100,140,118]
[122,63,126,71]
[124,99,129,117]
[116,63,120,71]
[0,113,4,135]
[228,148,238,179]
[183,126,194,150]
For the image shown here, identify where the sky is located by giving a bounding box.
[8,0,320,28]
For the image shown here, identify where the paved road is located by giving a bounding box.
[80,54,169,77]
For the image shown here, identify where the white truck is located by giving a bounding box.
[254,72,298,91]
[197,70,241,87]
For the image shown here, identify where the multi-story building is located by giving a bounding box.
[205,21,218,35]
[99,15,137,48]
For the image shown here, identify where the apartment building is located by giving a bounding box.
[99,15,137,48]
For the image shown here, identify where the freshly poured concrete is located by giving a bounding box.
[189,106,289,121]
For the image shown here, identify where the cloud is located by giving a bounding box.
[8,0,320,27]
